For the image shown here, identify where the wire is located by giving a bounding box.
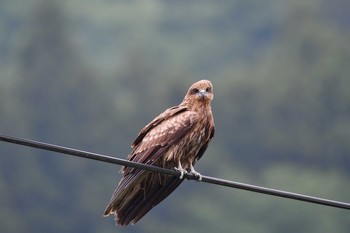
[1,134,350,210]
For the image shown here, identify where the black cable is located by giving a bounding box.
[1,134,350,210]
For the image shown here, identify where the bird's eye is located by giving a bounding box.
[191,88,199,94]
[206,87,212,92]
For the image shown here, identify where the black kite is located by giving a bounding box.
[104,80,215,226]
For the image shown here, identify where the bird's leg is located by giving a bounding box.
[189,164,202,181]
[174,161,187,179]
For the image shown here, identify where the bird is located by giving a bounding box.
[104,80,215,226]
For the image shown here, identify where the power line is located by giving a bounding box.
[1,134,350,210]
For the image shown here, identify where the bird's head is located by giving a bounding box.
[183,80,213,105]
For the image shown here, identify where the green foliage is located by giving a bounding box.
[0,0,350,233]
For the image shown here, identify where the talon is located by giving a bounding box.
[190,164,202,181]
[175,167,187,179]
[174,161,187,179]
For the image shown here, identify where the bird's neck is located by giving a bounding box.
[181,100,212,115]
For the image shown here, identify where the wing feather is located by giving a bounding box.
[131,106,188,147]
[125,108,198,171]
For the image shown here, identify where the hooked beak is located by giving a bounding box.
[197,89,207,99]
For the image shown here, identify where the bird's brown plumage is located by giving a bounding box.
[104,80,215,226]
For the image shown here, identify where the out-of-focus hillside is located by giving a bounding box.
[1,0,349,233]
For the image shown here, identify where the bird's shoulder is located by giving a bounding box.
[131,106,199,148]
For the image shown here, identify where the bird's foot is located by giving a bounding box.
[174,162,187,179]
[190,165,202,181]
[175,166,187,179]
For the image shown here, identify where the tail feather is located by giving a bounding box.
[104,173,184,226]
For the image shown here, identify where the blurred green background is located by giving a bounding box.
[1,0,350,232]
